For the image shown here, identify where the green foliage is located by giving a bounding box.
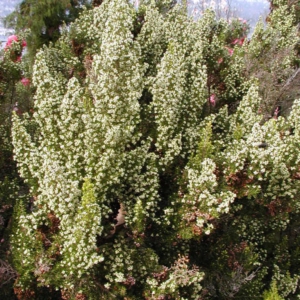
[263,281,284,300]
[145,256,204,299]
[246,1,299,119]
[5,0,92,64]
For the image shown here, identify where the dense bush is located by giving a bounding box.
[9,0,300,299]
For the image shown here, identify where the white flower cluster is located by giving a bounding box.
[183,157,235,234]
[247,2,298,79]
[150,11,208,166]
[137,5,167,78]
[180,76,300,240]
[11,0,145,290]
[59,179,104,287]
[146,256,204,299]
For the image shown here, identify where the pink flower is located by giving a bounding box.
[239,37,245,46]
[226,47,234,56]
[16,56,22,62]
[209,94,216,106]
[5,35,18,48]
[273,106,281,119]
[21,78,30,86]
[232,37,245,46]
[4,36,26,50]
[232,38,239,45]
[217,57,223,64]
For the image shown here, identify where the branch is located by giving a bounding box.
[0,259,17,287]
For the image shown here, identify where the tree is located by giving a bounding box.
[5,0,92,64]
[11,0,300,299]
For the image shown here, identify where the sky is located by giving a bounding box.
[190,0,269,27]
[0,0,270,39]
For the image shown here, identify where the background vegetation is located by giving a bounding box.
[1,0,300,299]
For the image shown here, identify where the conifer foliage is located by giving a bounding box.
[11,0,300,299]
[5,0,92,63]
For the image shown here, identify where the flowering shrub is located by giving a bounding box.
[0,30,32,298]
[4,35,27,63]
[10,0,300,299]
